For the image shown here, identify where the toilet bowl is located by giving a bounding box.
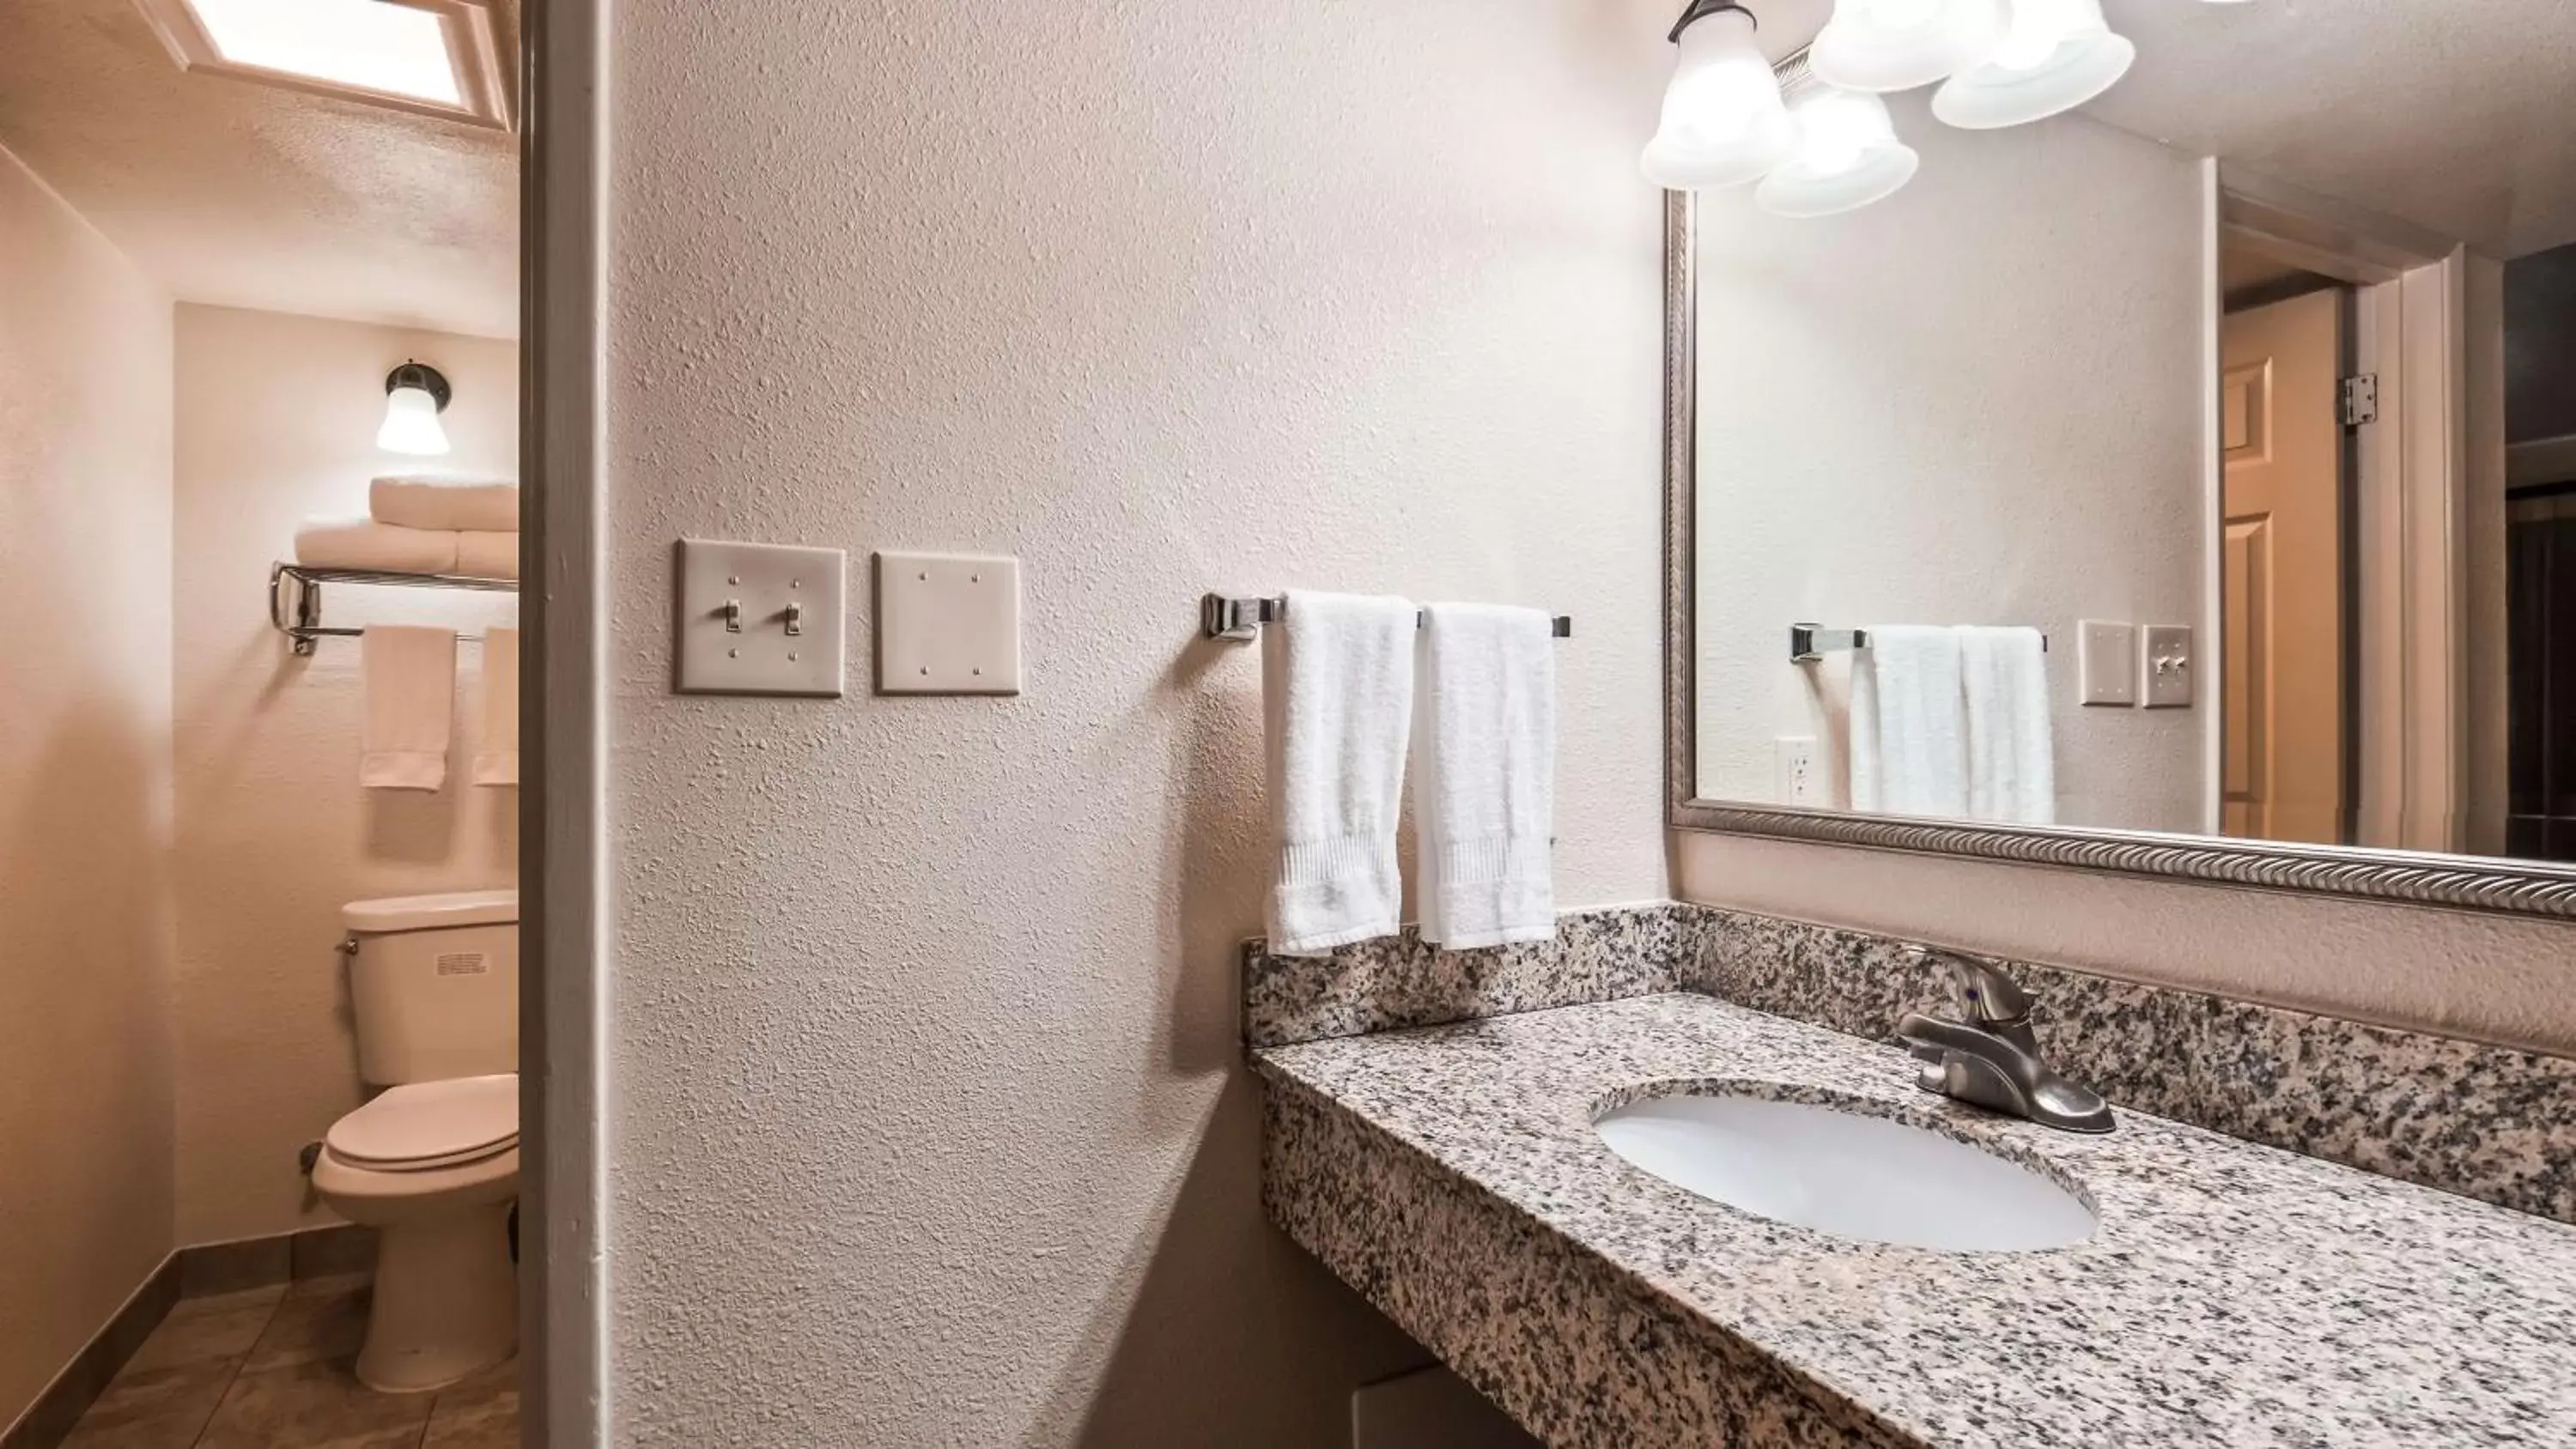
[313,1072,519,1392]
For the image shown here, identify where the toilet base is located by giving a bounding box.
[357,1201,518,1392]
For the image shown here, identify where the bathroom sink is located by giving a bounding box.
[1595,1091,2095,1252]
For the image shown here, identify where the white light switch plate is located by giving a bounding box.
[875,550,1022,695]
[673,539,847,697]
[2143,625,2194,708]
[2078,620,2137,706]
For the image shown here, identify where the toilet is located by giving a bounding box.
[311,889,519,1393]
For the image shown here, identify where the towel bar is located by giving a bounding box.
[1202,593,1571,643]
[1790,623,2048,665]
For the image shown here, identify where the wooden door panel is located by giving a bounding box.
[2221,290,2344,845]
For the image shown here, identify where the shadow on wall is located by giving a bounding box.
[0,704,175,1421]
[1014,638,1430,1446]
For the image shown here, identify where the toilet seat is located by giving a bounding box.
[328,1073,518,1172]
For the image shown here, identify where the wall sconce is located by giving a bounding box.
[378,361,452,457]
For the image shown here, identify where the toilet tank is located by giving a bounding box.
[343,890,519,1085]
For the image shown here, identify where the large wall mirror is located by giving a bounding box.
[1666,0,2576,916]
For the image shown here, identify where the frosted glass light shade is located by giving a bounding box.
[378,385,451,456]
[1641,8,1796,191]
[1933,0,2136,130]
[1757,88,1920,217]
[1811,0,2009,94]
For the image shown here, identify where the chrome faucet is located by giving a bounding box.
[1893,946,2114,1135]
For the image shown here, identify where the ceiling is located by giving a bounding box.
[1749,0,2576,259]
[0,0,519,340]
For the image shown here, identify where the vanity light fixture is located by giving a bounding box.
[1932,0,2136,130]
[1641,1,1797,191]
[1756,77,1920,217]
[378,362,453,458]
[1809,0,2009,94]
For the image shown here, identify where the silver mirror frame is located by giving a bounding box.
[1662,190,2576,919]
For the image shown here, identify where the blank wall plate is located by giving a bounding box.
[2143,625,2195,708]
[875,550,1022,695]
[673,538,847,697]
[2078,620,2137,706]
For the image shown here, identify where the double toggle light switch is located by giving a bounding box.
[675,538,848,697]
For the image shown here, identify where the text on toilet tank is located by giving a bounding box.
[436,951,490,977]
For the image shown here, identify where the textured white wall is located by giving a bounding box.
[171,305,519,1242]
[603,0,1673,1441]
[0,145,176,1427]
[1693,101,2208,831]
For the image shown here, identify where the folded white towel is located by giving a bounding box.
[371,475,520,533]
[361,626,455,791]
[1960,626,2055,825]
[1412,603,1556,949]
[1264,590,1417,956]
[1850,625,1968,819]
[455,530,519,580]
[474,626,519,787]
[295,517,459,574]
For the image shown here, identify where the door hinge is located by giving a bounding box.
[2341,373,2379,427]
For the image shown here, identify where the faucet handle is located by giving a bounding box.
[1906,945,2032,1026]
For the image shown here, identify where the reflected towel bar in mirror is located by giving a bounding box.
[1201,593,1572,643]
[1789,623,2049,664]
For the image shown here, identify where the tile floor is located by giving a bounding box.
[58,1276,516,1449]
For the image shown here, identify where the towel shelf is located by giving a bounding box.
[269,561,518,656]
[1202,593,1572,642]
[1790,622,2047,664]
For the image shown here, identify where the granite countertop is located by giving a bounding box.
[1255,992,2576,1448]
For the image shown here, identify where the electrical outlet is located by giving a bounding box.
[1776,736,1820,806]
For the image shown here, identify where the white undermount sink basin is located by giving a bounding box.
[1595,1090,2096,1252]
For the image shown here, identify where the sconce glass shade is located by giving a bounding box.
[377,364,452,457]
[1932,0,2135,130]
[1756,88,1920,217]
[1811,0,2009,94]
[1641,8,1795,191]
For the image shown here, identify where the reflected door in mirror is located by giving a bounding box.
[2221,290,2347,846]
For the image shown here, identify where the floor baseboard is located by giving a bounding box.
[0,1222,377,1449]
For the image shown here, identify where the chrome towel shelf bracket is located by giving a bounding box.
[269,561,519,656]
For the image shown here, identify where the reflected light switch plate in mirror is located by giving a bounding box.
[2143,625,2193,708]
[876,551,1023,695]
[673,538,848,697]
[2079,620,2137,706]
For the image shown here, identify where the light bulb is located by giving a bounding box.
[1641,7,1796,191]
[377,384,451,456]
[1756,88,1921,217]
[1810,0,2010,94]
[1933,0,2134,129]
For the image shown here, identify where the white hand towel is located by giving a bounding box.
[370,475,520,533]
[1849,625,1968,819]
[295,517,459,574]
[473,626,520,787]
[454,530,519,580]
[1959,626,2055,825]
[361,626,456,791]
[1412,603,1556,949]
[1263,590,1417,956]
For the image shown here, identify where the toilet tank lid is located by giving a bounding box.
[343,889,519,932]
